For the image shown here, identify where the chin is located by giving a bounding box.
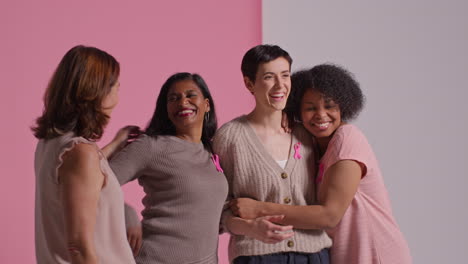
[315,132,333,139]
[271,104,286,111]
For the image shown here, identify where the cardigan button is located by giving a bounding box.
[287,240,294,247]
[283,197,291,204]
[281,172,288,179]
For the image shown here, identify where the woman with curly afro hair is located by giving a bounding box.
[229,64,412,264]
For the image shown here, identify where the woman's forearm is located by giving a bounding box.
[225,214,295,244]
[101,140,121,159]
[260,202,337,229]
[234,161,363,230]
[225,215,253,236]
[102,125,141,159]
[232,198,337,229]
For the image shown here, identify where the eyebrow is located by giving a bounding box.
[262,70,290,76]
[167,89,198,96]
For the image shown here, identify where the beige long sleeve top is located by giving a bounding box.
[110,134,228,264]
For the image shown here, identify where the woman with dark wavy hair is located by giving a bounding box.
[33,45,135,264]
[108,72,228,264]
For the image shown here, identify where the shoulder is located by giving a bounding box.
[57,133,100,164]
[291,124,313,146]
[214,116,247,142]
[58,141,103,184]
[62,143,100,168]
[217,116,248,136]
[327,124,372,158]
[333,124,368,144]
[213,116,248,154]
[123,134,169,156]
[134,134,152,146]
[137,133,173,147]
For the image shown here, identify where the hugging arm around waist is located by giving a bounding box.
[230,160,363,230]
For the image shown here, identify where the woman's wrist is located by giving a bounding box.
[226,216,253,236]
[259,202,277,217]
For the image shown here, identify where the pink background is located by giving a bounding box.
[0,1,261,262]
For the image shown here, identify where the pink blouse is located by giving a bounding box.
[318,124,412,264]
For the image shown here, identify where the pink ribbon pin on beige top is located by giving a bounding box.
[211,154,224,173]
[293,142,302,160]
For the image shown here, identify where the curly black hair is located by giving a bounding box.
[286,64,365,122]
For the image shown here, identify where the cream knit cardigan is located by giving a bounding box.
[213,116,332,262]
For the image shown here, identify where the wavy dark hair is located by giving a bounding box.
[241,44,292,82]
[287,64,365,122]
[145,72,217,151]
[32,45,120,140]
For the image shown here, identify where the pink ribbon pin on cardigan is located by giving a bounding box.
[293,142,302,160]
[211,154,224,173]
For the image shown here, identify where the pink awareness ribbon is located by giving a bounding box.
[211,154,224,173]
[316,163,324,184]
[293,142,302,160]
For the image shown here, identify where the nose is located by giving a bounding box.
[178,96,190,106]
[314,108,327,120]
[274,75,283,86]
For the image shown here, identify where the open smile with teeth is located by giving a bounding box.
[270,93,286,100]
[314,122,331,130]
[177,109,196,117]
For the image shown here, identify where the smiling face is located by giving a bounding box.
[166,79,210,135]
[301,89,342,140]
[245,57,291,112]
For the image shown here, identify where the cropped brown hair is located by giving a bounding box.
[32,45,120,140]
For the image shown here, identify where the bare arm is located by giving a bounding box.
[225,214,294,244]
[230,160,362,229]
[58,144,104,264]
[101,126,141,159]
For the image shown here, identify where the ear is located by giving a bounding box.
[205,98,211,112]
[243,76,254,95]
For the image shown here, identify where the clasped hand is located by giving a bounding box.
[230,198,294,244]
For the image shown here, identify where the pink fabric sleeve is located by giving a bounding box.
[323,125,372,178]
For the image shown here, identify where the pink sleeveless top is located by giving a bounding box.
[34,133,135,264]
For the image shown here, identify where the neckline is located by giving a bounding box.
[166,135,204,149]
[240,115,297,173]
